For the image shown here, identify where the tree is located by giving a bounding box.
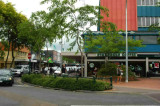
[0,0,27,68]
[18,11,50,72]
[18,8,64,72]
[41,0,104,76]
[85,21,142,54]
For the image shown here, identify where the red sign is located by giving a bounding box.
[154,63,159,68]
[28,53,31,59]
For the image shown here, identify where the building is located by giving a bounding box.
[43,50,61,66]
[62,0,160,77]
[0,43,30,68]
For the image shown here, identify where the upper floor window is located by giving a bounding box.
[137,0,159,6]
[138,17,160,27]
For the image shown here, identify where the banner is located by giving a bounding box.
[48,57,53,63]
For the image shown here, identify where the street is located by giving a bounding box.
[0,77,159,106]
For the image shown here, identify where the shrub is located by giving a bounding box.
[121,65,136,80]
[22,74,111,91]
[97,62,117,77]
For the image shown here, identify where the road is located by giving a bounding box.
[0,77,160,106]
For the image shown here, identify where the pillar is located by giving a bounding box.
[84,54,87,77]
[146,57,149,77]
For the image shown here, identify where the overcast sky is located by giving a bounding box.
[4,0,99,52]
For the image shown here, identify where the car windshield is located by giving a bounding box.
[15,66,22,69]
[0,70,11,76]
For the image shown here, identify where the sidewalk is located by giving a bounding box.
[111,77,160,93]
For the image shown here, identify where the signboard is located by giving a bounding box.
[97,53,137,57]
[89,63,94,68]
[154,63,159,68]
[28,53,31,59]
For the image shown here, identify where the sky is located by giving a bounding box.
[4,0,99,52]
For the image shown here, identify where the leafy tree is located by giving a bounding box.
[0,0,27,68]
[85,18,142,56]
[41,0,106,76]
[18,11,51,71]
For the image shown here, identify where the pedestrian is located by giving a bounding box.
[50,67,53,75]
[93,67,98,77]
[116,65,121,83]
[120,67,123,82]
[62,64,66,75]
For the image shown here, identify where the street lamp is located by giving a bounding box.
[125,0,128,83]
[59,39,63,71]
[119,0,135,83]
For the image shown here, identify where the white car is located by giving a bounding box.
[54,67,61,75]
[12,65,29,76]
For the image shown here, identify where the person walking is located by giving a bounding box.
[116,65,121,83]
[62,64,66,75]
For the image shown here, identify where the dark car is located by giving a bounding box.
[0,69,14,86]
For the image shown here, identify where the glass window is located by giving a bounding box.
[141,36,158,44]
[146,0,150,5]
[151,17,155,25]
[154,0,158,5]
[142,17,146,26]
[150,0,154,5]
[142,0,146,5]
[138,17,142,26]
[137,0,141,5]
[135,36,140,40]
[155,17,159,24]
[146,17,150,26]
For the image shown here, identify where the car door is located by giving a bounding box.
[23,66,29,74]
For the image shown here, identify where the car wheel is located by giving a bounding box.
[9,82,13,86]
[19,72,23,77]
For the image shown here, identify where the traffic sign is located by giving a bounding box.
[28,53,31,59]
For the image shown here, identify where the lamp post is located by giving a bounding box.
[59,38,63,71]
[125,0,128,83]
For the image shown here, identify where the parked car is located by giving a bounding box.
[0,69,14,86]
[54,67,61,75]
[12,65,29,77]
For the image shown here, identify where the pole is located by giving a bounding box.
[29,59,31,74]
[125,0,128,83]
[60,38,63,72]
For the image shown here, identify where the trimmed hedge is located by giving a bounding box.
[21,74,111,91]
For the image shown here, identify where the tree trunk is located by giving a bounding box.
[46,43,49,68]
[10,43,15,68]
[38,49,42,73]
[5,38,10,68]
[80,52,84,77]
[76,37,84,77]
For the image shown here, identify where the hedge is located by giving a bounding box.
[21,74,111,91]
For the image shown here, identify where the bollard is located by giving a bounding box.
[110,76,113,88]
[76,75,79,82]
[93,76,96,84]
[54,74,57,78]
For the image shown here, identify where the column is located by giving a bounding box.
[84,54,87,77]
[146,57,149,77]
[105,57,108,63]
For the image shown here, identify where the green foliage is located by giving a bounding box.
[63,57,75,64]
[97,62,117,77]
[22,74,110,91]
[121,65,136,79]
[85,23,143,53]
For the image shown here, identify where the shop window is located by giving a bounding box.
[137,0,159,6]
[141,36,158,44]
[138,17,160,27]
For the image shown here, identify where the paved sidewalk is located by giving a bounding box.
[111,77,160,94]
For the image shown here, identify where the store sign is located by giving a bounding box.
[97,53,137,57]
[154,63,159,68]
[89,63,94,68]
